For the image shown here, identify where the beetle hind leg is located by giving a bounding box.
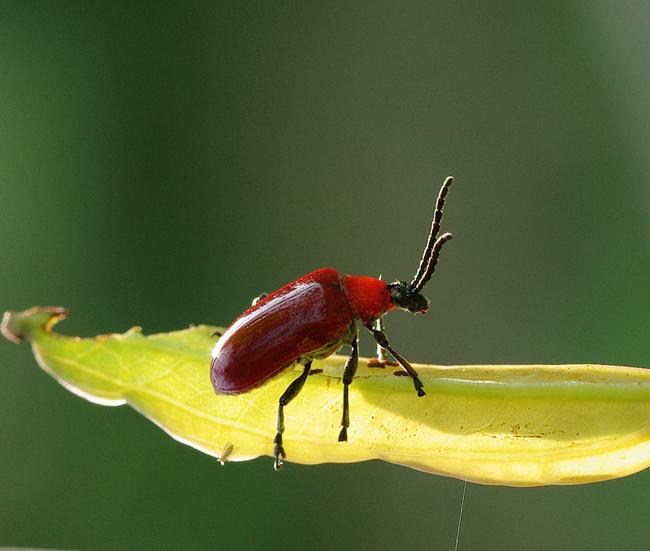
[273,360,311,470]
[338,332,359,442]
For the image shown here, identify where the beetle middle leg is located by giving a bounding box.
[273,360,311,470]
[251,292,268,306]
[338,332,359,442]
[366,325,426,397]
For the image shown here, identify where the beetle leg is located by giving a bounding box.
[366,325,426,397]
[375,317,389,362]
[367,317,399,367]
[338,332,359,442]
[273,361,311,470]
[251,292,268,306]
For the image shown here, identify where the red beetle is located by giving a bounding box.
[211,176,455,469]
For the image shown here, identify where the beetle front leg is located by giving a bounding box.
[366,325,426,397]
[273,360,311,470]
[367,317,398,367]
[338,333,359,442]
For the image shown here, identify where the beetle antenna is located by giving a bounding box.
[409,176,453,291]
[411,232,453,292]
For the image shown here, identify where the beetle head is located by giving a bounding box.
[388,281,429,314]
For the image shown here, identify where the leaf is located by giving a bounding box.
[3,306,649,486]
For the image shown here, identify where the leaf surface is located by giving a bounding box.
[3,307,649,486]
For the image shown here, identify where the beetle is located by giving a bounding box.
[211,176,455,469]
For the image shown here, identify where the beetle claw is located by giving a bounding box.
[273,456,284,470]
[273,450,285,470]
[273,434,286,470]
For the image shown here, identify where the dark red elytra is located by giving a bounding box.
[211,176,455,469]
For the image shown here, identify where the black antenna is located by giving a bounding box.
[411,232,453,292]
[409,176,454,291]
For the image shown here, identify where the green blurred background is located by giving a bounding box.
[1,2,648,550]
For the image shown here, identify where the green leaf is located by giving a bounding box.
[3,306,649,486]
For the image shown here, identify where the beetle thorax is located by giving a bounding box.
[341,275,392,325]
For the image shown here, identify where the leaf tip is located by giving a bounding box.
[1,306,69,344]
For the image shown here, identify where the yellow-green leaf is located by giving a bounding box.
[3,306,649,486]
